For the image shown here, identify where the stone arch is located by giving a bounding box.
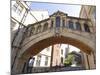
[15,31,95,74]
[19,33,95,59]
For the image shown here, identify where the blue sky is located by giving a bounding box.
[30,2,81,17]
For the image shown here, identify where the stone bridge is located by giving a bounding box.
[12,11,96,74]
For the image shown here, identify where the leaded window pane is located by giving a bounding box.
[84,23,90,32]
[56,16,60,27]
[68,21,74,29]
[76,22,81,31]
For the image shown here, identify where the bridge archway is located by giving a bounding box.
[12,11,96,74]
[14,30,95,74]
[21,36,93,58]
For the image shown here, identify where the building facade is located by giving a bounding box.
[33,44,82,67]
[11,5,96,74]
[11,1,32,71]
[11,0,50,73]
[79,5,96,69]
[33,44,62,67]
[80,5,96,33]
[60,44,69,65]
[33,46,52,67]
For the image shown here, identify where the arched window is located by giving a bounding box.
[76,22,81,31]
[68,20,74,29]
[27,27,32,37]
[84,23,90,32]
[62,19,65,27]
[56,16,60,27]
[37,25,41,33]
[32,26,35,34]
[51,20,54,29]
[43,22,48,31]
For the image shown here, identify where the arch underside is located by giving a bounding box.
[21,35,94,59]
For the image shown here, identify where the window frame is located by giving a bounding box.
[75,22,81,31]
[43,22,48,31]
[45,56,48,66]
[68,20,74,29]
[84,23,90,32]
[36,55,41,66]
[56,16,60,27]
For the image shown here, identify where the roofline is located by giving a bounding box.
[28,11,90,27]
[68,16,90,21]
[28,18,50,27]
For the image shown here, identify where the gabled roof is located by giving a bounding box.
[50,10,68,17]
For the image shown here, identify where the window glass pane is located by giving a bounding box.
[66,21,68,28]
[76,22,81,31]
[56,16,60,27]
[37,25,41,33]
[36,55,41,66]
[16,5,23,15]
[68,21,74,29]
[62,19,65,27]
[46,47,50,51]
[45,56,48,66]
[84,24,90,32]
[43,23,48,31]
[12,3,18,11]
[31,27,35,35]
[61,49,63,55]
[93,9,96,20]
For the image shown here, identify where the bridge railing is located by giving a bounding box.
[25,26,92,38]
[22,26,94,48]
[25,26,94,41]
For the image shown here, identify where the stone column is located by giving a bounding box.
[41,23,44,32]
[11,48,18,68]
[50,17,55,32]
[80,51,86,67]
[82,51,96,70]
[87,52,96,69]
[50,45,54,67]
[61,16,66,32]
[82,52,89,69]
[73,19,77,30]
[65,16,67,28]
[88,21,94,33]
[33,26,37,34]
[60,16,63,32]
[80,21,85,32]
[31,26,35,35]
[52,17,56,28]
[11,57,27,75]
